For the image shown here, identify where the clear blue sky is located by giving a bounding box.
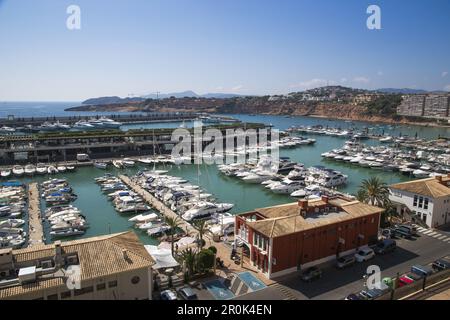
[1,0,449,101]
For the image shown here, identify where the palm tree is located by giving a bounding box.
[192,219,207,249]
[180,248,197,280]
[164,216,180,256]
[357,177,392,224]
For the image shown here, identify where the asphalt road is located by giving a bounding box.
[236,231,450,300]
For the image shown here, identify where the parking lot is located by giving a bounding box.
[236,228,450,300]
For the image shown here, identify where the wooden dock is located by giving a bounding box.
[119,175,198,236]
[27,182,44,247]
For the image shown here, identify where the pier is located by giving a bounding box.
[0,112,199,127]
[119,175,198,236]
[27,182,44,247]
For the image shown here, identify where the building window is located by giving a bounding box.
[74,286,94,296]
[413,195,418,207]
[96,283,106,291]
[47,294,58,300]
[61,291,71,299]
[108,280,118,288]
[418,197,424,208]
[131,276,140,285]
[424,198,429,210]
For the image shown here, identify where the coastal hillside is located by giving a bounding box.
[67,86,446,125]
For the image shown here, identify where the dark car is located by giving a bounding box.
[374,239,397,255]
[432,259,450,271]
[393,227,413,239]
[177,286,198,300]
[336,255,356,269]
[345,293,365,300]
[411,264,433,277]
[301,266,323,282]
[396,224,418,236]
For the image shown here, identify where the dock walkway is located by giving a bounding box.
[119,175,198,236]
[27,182,44,247]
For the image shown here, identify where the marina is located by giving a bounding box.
[0,113,448,250]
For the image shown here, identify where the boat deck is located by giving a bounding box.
[27,182,44,247]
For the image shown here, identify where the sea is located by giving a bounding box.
[1,101,449,245]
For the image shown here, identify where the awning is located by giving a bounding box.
[144,245,179,270]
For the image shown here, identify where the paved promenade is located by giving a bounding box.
[28,182,44,247]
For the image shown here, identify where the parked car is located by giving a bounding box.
[403,272,423,282]
[393,227,413,239]
[374,239,397,255]
[396,224,417,236]
[381,228,396,239]
[160,289,177,300]
[411,264,434,277]
[300,266,323,282]
[398,275,415,287]
[355,247,375,262]
[336,255,356,269]
[177,286,198,300]
[432,258,450,271]
[345,293,366,300]
[359,283,390,300]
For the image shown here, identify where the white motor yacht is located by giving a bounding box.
[182,202,234,221]
[270,179,305,194]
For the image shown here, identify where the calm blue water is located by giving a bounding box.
[3,102,449,245]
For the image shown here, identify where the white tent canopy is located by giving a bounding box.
[145,245,179,270]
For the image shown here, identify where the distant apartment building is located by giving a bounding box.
[389,175,450,228]
[397,95,426,117]
[235,196,383,279]
[397,94,450,118]
[423,95,449,118]
[0,232,154,300]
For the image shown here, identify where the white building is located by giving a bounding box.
[389,175,450,228]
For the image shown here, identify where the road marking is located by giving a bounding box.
[417,227,427,232]
[436,235,447,240]
[422,230,434,235]
[432,233,441,238]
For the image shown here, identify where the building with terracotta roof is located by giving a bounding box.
[389,175,450,228]
[235,196,383,279]
[0,231,155,300]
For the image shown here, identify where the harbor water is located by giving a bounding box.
[2,103,449,245]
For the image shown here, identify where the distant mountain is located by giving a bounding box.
[374,88,429,94]
[142,91,199,99]
[141,91,243,99]
[82,96,144,105]
[201,93,243,98]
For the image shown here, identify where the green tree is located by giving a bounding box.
[180,248,197,280]
[164,216,181,256]
[196,249,215,273]
[357,177,392,224]
[192,219,207,249]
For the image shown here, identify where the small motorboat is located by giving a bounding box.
[48,166,59,174]
[57,165,67,173]
[12,166,24,177]
[94,162,108,170]
[36,164,48,175]
[24,164,36,176]
[0,169,11,179]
